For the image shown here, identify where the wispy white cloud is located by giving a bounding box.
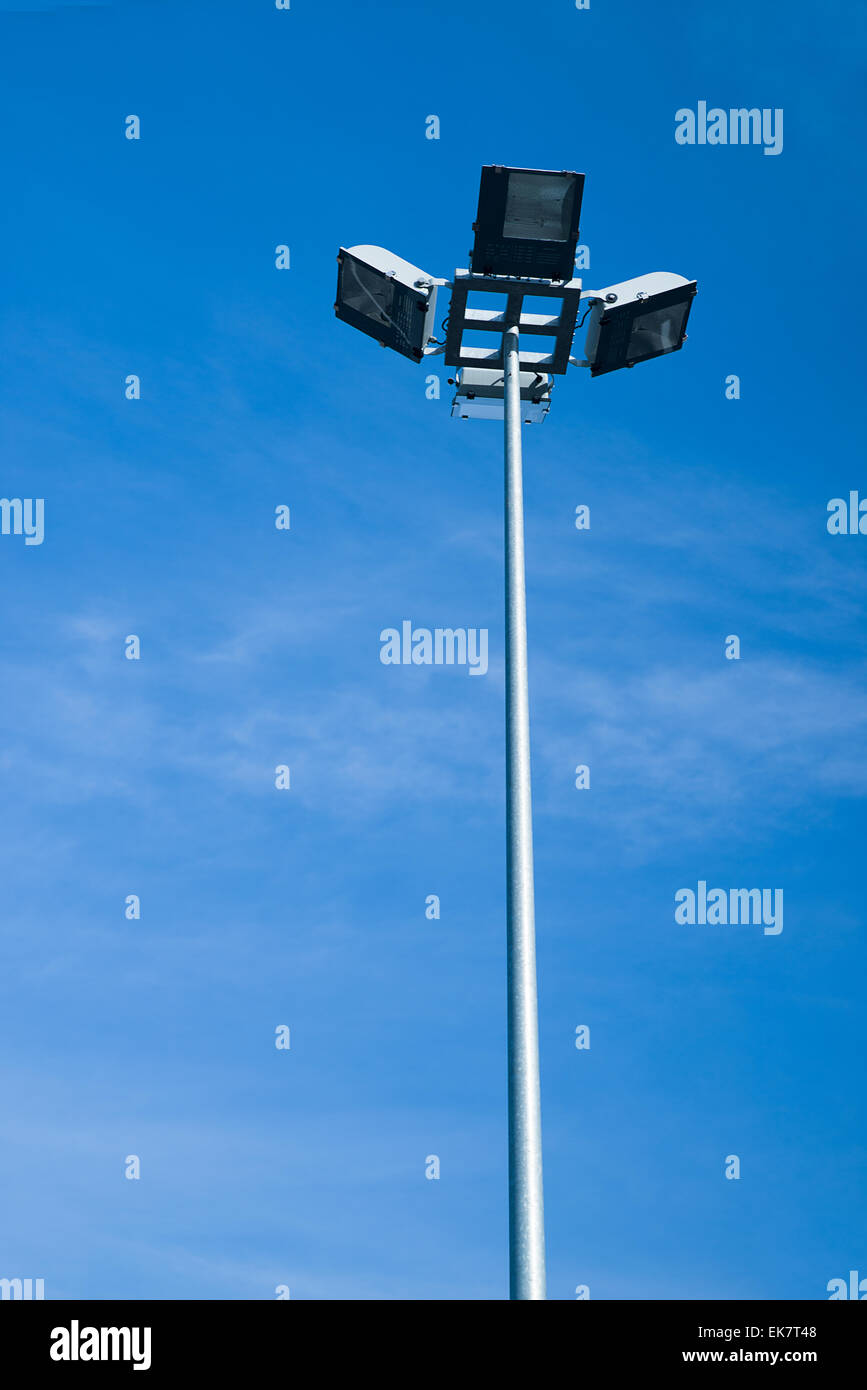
[532,651,867,856]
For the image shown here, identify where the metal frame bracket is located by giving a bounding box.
[444,270,582,376]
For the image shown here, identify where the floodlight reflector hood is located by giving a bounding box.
[335,245,438,362]
[583,272,696,376]
[471,166,584,281]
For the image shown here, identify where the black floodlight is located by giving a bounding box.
[584,272,697,377]
[335,244,438,362]
[470,166,584,281]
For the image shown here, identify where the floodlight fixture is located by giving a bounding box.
[470,166,585,281]
[582,271,697,377]
[335,245,440,362]
[450,367,552,424]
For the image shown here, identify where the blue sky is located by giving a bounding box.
[0,0,864,1300]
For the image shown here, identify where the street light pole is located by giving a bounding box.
[503,324,546,1300]
[335,166,695,1304]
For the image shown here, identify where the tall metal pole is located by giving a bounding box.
[503,323,546,1300]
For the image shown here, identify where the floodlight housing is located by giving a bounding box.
[335,245,438,362]
[583,272,696,377]
[471,166,584,281]
[451,367,552,424]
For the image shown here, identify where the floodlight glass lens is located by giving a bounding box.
[628,303,689,359]
[503,172,575,241]
[340,259,395,324]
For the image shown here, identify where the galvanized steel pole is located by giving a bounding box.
[503,323,546,1300]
